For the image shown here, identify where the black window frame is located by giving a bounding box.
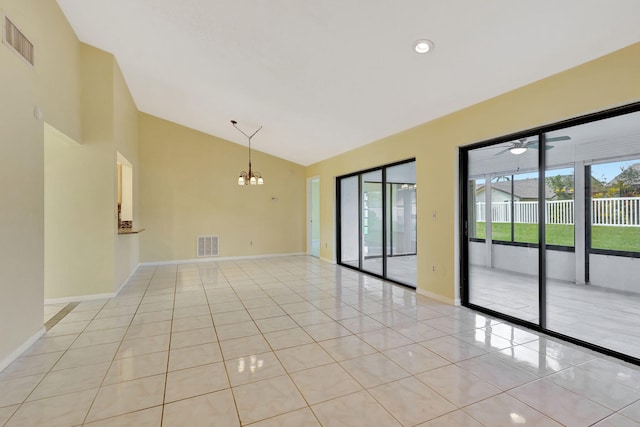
[460,101,640,366]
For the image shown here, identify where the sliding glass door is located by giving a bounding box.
[337,159,416,287]
[467,137,540,323]
[462,103,640,362]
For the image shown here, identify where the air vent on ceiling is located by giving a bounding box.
[3,15,34,66]
[197,235,219,257]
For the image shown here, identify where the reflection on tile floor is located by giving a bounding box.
[470,265,640,360]
[343,255,417,287]
[1,256,639,426]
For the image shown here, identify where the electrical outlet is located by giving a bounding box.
[250,241,253,246]
[432,265,436,272]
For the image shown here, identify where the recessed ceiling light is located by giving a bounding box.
[413,39,434,54]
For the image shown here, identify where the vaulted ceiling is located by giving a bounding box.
[56,1,640,165]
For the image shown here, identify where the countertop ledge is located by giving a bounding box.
[118,228,145,235]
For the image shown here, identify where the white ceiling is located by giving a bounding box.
[56,0,640,166]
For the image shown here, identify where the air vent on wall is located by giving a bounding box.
[3,15,34,66]
[197,235,219,257]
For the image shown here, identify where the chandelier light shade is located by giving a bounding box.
[232,120,264,186]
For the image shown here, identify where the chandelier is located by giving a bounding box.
[231,120,264,186]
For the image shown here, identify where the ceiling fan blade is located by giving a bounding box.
[546,135,571,142]
[494,147,511,156]
[527,142,554,150]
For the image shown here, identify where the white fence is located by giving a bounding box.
[476,197,640,226]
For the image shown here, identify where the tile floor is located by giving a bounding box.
[44,303,68,324]
[1,256,640,426]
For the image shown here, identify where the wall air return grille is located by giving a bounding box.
[3,15,34,66]
[197,235,219,257]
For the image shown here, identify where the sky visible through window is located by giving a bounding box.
[592,159,639,183]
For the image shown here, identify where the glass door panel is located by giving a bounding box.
[467,137,539,323]
[545,111,640,359]
[361,170,383,275]
[340,176,359,269]
[386,162,417,286]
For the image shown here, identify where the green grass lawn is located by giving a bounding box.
[473,222,640,252]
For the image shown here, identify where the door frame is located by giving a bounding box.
[307,176,320,257]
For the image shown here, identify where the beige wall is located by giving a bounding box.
[0,0,82,365]
[44,44,141,300]
[307,43,640,301]
[44,123,112,299]
[113,60,140,287]
[139,114,306,262]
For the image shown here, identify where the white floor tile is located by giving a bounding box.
[83,406,162,426]
[9,256,639,427]
[509,379,612,427]
[163,389,239,427]
[416,364,500,407]
[232,375,306,424]
[464,393,562,426]
[86,375,165,423]
[275,343,334,373]
[290,363,362,404]
[165,362,229,402]
[311,390,401,427]
[5,388,97,427]
[225,351,286,386]
[368,377,456,426]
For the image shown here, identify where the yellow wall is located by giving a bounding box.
[0,0,82,365]
[113,60,140,288]
[44,45,140,300]
[44,44,116,298]
[44,123,111,299]
[139,114,306,262]
[307,42,640,301]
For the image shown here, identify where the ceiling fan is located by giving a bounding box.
[494,135,571,156]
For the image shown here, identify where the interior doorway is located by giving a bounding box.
[307,176,320,257]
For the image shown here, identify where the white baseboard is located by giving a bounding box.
[114,263,141,295]
[140,252,307,266]
[45,263,141,305]
[416,288,460,306]
[0,327,45,373]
